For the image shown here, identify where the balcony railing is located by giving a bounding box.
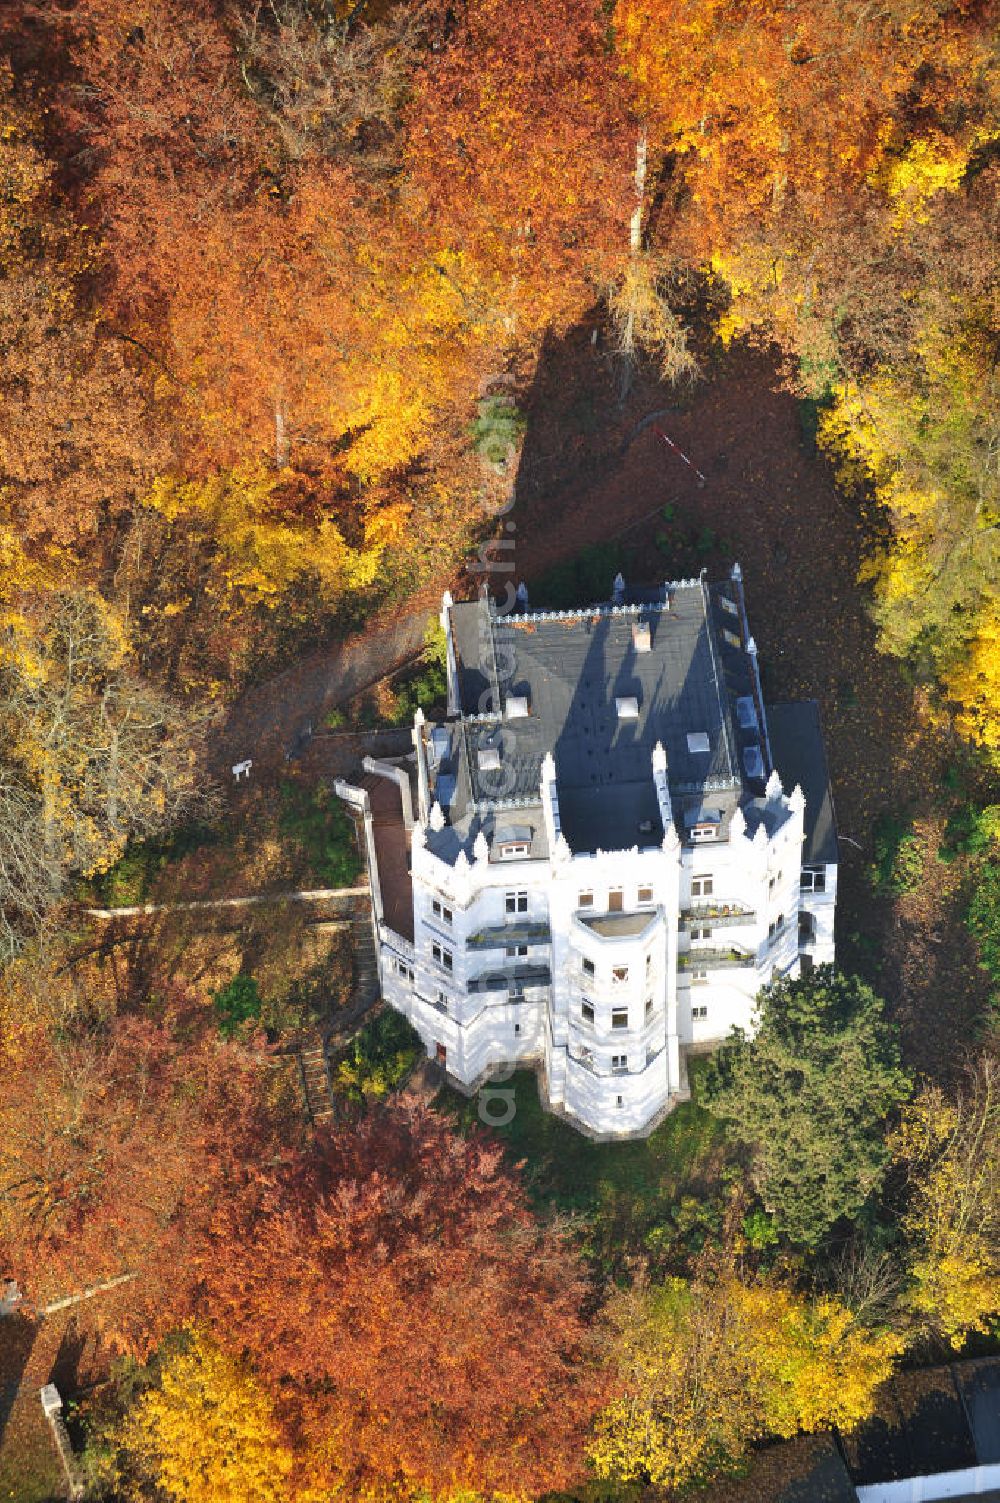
[680,904,756,930]
[467,964,551,996]
[678,947,755,971]
[466,920,551,952]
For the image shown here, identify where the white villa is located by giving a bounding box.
[337,566,837,1139]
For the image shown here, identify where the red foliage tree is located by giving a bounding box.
[192,1104,604,1501]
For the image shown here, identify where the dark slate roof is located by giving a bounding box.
[843,1358,1000,1490]
[766,699,838,866]
[444,579,766,853]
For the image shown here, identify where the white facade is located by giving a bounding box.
[339,571,837,1139]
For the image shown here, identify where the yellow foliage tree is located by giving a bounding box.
[893,1059,1000,1348]
[112,1329,305,1503]
[947,605,1000,757]
[816,330,1000,751]
[142,466,391,608]
[589,1274,900,1491]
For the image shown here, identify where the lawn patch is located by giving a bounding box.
[437,1070,728,1279]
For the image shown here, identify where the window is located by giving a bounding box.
[645,952,652,972]
[505,891,528,914]
[690,968,708,984]
[692,1004,708,1020]
[691,875,713,898]
[612,1007,629,1030]
[616,1095,624,1108]
[612,965,629,984]
[691,823,718,842]
[691,925,712,942]
[612,1055,628,1074]
[645,996,654,1019]
[609,888,624,912]
[767,914,785,943]
[720,595,738,616]
[722,628,742,649]
[768,875,776,894]
[514,1022,521,1036]
[582,957,595,977]
[431,899,453,924]
[500,841,530,859]
[432,943,453,972]
[578,890,594,908]
[508,979,525,998]
[506,943,528,958]
[581,1000,595,1024]
[801,867,827,893]
[638,885,653,904]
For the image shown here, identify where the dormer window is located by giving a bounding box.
[497,825,531,860]
[478,746,501,771]
[736,695,758,730]
[687,731,710,754]
[743,745,764,779]
[506,695,529,719]
[616,696,640,720]
[632,622,652,653]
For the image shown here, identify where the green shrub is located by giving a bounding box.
[277,780,361,887]
[471,394,526,466]
[939,801,1000,862]
[93,822,219,907]
[391,619,448,723]
[871,812,924,895]
[212,974,263,1038]
[968,860,1000,988]
[334,1009,422,1101]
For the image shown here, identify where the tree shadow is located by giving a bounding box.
[0,1313,38,1451]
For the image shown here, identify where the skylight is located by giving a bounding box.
[687,731,710,754]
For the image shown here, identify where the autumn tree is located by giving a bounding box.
[97,1328,304,1503]
[702,968,912,1248]
[0,944,298,1323]
[406,0,634,340]
[189,1104,603,1502]
[893,1052,1000,1349]
[590,1272,901,1491]
[0,590,215,948]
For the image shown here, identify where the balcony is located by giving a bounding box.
[679,947,755,971]
[467,964,551,996]
[466,920,551,952]
[680,903,756,930]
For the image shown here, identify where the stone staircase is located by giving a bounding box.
[297,1041,336,1124]
[351,899,380,1013]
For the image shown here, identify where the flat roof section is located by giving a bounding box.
[361,771,414,943]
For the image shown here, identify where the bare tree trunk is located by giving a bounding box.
[275,404,290,468]
[618,129,649,402]
[623,129,649,358]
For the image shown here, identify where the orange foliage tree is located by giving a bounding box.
[189,1104,604,1502]
[0,951,299,1330]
